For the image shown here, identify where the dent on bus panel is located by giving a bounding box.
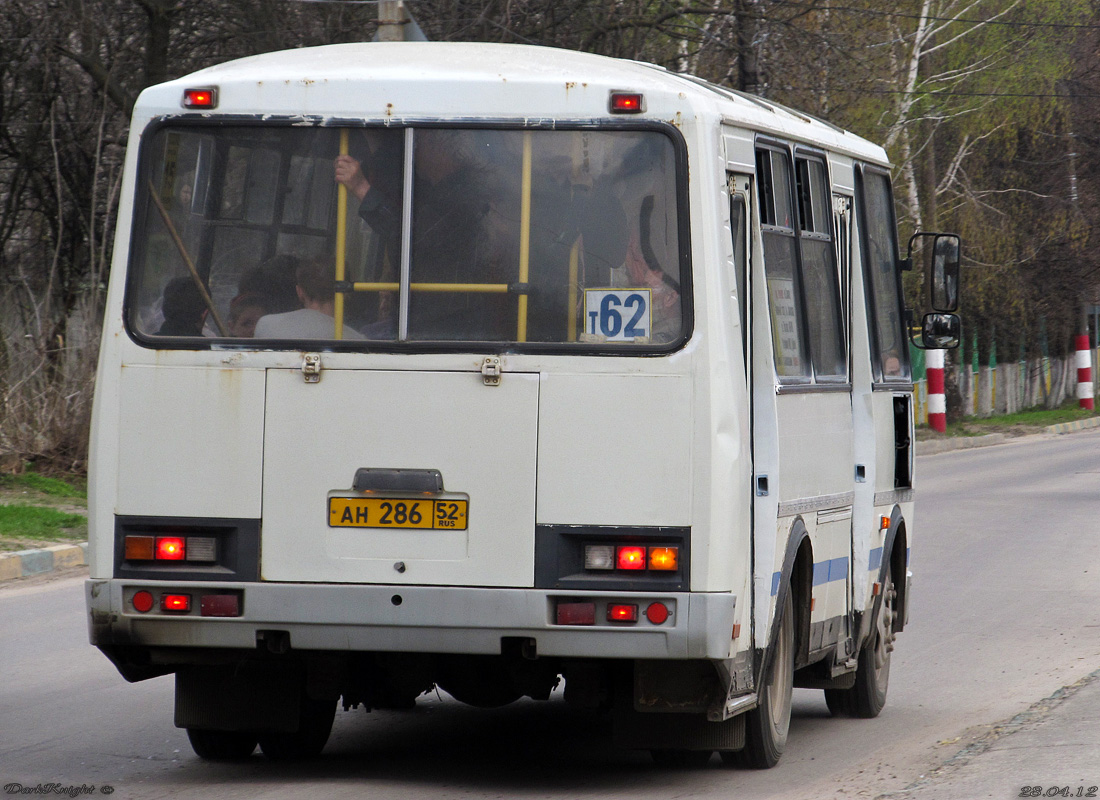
[130,126,686,347]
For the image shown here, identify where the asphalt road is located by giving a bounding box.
[3,429,1099,800]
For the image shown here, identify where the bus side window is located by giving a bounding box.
[728,180,749,375]
[756,147,809,380]
[794,155,846,381]
[857,167,910,382]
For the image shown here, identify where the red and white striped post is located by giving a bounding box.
[1076,333,1094,411]
[927,349,947,432]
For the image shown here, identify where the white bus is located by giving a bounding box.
[85,42,960,767]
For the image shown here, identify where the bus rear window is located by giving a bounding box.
[127,125,686,348]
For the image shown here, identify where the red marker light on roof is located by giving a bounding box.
[610,92,644,114]
[156,536,186,561]
[182,87,218,109]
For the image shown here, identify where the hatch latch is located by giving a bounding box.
[480,356,502,386]
[302,353,323,383]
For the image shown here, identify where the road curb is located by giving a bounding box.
[915,433,1007,456]
[1045,415,1100,434]
[916,416,1100,456]
[0,542,87,582]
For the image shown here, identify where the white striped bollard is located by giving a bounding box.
[927,349,946,432]
[1076,334,1094,411]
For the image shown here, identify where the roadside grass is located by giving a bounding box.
[918,400,1098,438]
[0,505,87,551]
[0,471,88,553]
[0,471,87,500]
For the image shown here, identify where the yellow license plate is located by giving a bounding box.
[328,497,468,530]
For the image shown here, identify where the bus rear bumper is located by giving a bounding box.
[86,579,737,662]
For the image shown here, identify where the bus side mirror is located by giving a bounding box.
[917,312,960,350]
[907,232,960,313]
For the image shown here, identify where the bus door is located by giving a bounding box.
[754,141,855,661]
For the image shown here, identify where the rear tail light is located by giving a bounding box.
[132,590,154,613]
[125,536,155,561]
[200,594,241,617]
[648,547,678,571]
[582,544,681,574]
[129,590,241,616]
[156,537,185,560]
[646,602,670,624]
[616,546,646,570]
[125,535,217,563]
[556,601,596,625]
[607,603,638,623]
[554,599,670,626]
[161,594,192,613]
[584,545,615,570]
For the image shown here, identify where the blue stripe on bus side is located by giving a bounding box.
[868,546,911,573]
[771,557,849,596]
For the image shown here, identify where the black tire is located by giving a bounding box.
[825,563,895,718]
[257,696,337,761]
[186,728,257,761]
[723,590,794,769]
[650,749,714,768]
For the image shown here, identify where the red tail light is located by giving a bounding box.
[161,594,192,613]
[607,603,638,623]
[156,537,186,561]
[616,546,646,570]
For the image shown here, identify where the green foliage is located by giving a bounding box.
[0,472,86,500]
[936,399,1097,437]
[0,504,87,541]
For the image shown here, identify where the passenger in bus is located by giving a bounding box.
[335,132,512,340]
[253,258,365,340]
[618,236,680,342]
[883,351,904,378]
[227,293,270,338]
[237,254,302,315]
[155,276,208,336]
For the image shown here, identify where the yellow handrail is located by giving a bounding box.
[567,240,579,341]
[333,129,349,339]
[517,132,532,343]
[350,282,510,293]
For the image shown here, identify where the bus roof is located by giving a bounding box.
[140,42,889,165]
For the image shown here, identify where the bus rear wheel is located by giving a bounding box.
[186,729,257,761]
[650,749,714,768]
[722,590,794,769]
[257,695,337,761]
[825,563,895,718]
